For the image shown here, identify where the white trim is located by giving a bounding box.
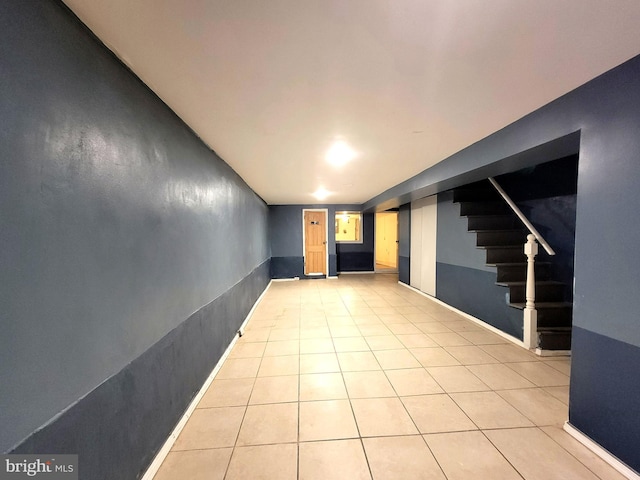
[563,422,640,479]
[327,276,339,279]
[302,208,329,277]
[535,348,571,357]
[141,281,273,480]
[398,281,527,349]
[272,277,300,282]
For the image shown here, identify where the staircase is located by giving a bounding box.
[452,180,572,351]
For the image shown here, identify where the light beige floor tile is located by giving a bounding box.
[299,326,331,339]
[385,368,444,396]
[154,448,232,480]
[404,314,440,324]
[506,361,570,387]
[415,322,453,334]
[333,336,370,352]
[466,363,535,390]
[300,338,335,354]
[429,332,473,347]
[443,320,483,332]
[236,403,298,446]
[426,366,490,393]
[330,325,362,337]
[269,328,300,341]
[373,349,421,369]
[338,351,381,371]
[544,385,570,405]
[480,344,540,362]
[300,353,340,373]
[486,427,600,480]
[425,431,521,480]
[300,317,328,328]
[540,426,628,480]
[387,323,422,334]
[444,345,500,365]
[544,359,571,376]
[397,333,439,348]
[363,435,446,480]
[237,327,271,343]
[411,347,461,367]
[450,391,534,429]
[348,307,375,316]
[299,399,359,441]
[351,315,383,325]
[199,378,254,408]
[326,315,354,325]
[358,325,392,336]
[497,388,568,426]
[172,407,245,450]
[228,341,266,358]
[216,357,261,379]
[351,397,419,436]
[226,444,297,480]
[343,370,396,398]
[458,330,509,345]
[263,339,299,356]
[299,372,348,401]
[249,375,298,404]
[299,439,371,480]
[365,335,405,350]
[402,394,477,433]
[376,312,407,322]
[394,305,423,315]
[257,355,299,377]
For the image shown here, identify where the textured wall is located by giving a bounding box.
[0,1,269,476]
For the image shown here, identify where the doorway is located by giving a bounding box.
[375,211,398,272]
[303,209,328,276]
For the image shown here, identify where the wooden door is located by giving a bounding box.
[304,210,327,275]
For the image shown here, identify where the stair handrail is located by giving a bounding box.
[487,177,556,256]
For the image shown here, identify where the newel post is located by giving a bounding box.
[523,234,538,349]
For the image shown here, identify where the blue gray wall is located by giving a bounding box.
[269,204,373,278]
[435,191,523,338]
[365,54,640,472]
[0,2,269,479]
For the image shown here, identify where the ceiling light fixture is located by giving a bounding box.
[325,140,357,167]
[313,187,330,201]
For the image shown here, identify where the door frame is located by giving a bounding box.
[302,208,329,276]
[374,211,399,273]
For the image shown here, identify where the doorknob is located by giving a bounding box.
[323,241,327,244]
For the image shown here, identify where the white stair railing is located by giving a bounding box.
[488,178,556,349]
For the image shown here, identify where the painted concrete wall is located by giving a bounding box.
[365,54,640,472]
[0,2,269,478]
[269,204,373,277]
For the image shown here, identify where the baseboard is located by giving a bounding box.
[141,280,273,480]
[398,281,527,349]
[272,277,300,282]
[563,422,640,480]
[535,348,571,357]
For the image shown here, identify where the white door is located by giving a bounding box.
[410,196,437,296]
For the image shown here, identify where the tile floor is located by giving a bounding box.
[153,274,625,480]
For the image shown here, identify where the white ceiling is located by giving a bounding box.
[63,0,640,205]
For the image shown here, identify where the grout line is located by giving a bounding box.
[141,280,274,480]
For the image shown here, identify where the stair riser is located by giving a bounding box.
[507,284,565,303]
[468,216,522,231]
[476,230,528,246]
[485,248,525,264]
[459,202,512,216]
[496,264,551,282]
[537,307,573,328]
[537,332,572,350]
